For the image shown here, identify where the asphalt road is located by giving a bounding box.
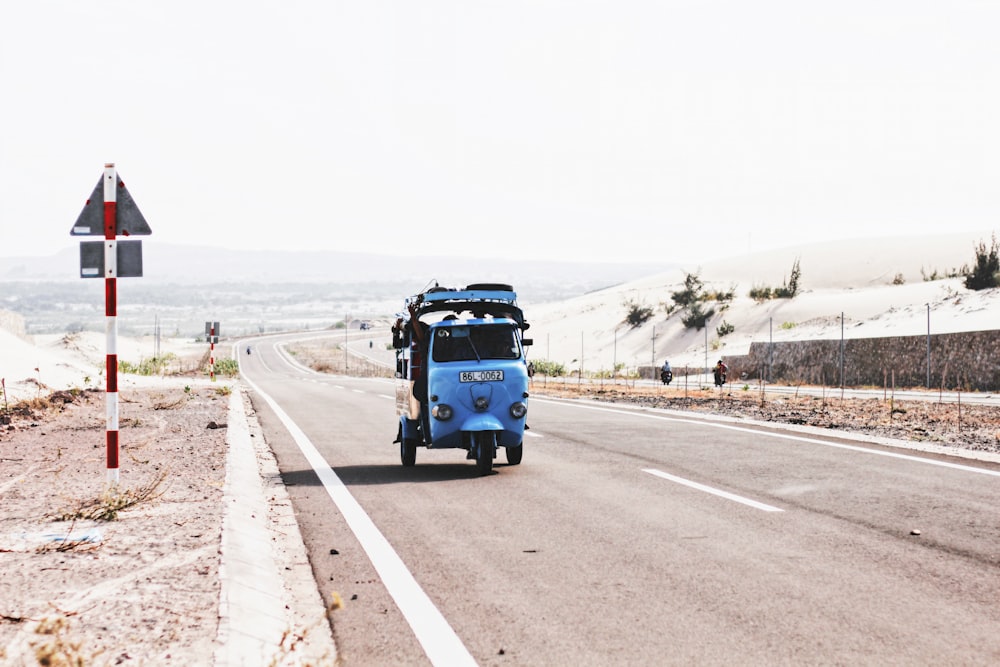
[237,331,1000,666]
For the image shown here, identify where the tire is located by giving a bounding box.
[400,438,417,467]
[473,431,495,475]
[506,443,523,465]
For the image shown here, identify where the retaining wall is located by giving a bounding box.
[722,330,1000,391]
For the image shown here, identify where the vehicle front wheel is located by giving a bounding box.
[473,431,495,475]
[401,438,417,467]
[506,443,523,465]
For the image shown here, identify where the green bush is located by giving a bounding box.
[681,302,715,330]
[716,320,735,337]
[213,358,240,377]
[623,300,654,328]
[964,234,1000,291]
[529,359,566,376]
[670,272,704,309]
[118,353,177,376]
[748,284,773,302]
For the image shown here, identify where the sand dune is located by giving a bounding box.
[526,231,999,371]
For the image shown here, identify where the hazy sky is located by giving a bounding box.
[3,1,998,265]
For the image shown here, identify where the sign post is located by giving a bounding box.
[71,163,151,486]
[205,321,220,382]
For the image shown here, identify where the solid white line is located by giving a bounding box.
[533,398,1000,478]
[642,468,785,512]
[524,431,543,438]
[238,374,476,667]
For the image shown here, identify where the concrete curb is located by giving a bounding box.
[215,385,337,666]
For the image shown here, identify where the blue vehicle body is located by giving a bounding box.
[393,283,532,474]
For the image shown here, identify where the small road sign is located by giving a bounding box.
[79,240,144,278]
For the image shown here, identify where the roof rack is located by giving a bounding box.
[405,283,528,329]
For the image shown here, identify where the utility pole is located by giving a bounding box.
[840,312,845,394]
[651,327,656,381]
[926,303,931,389]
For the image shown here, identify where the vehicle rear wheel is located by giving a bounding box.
[473,431,495,475]
[401,438,417,467]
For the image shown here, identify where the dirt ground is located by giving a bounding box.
[0,384,232,666]
[2,374,998,666]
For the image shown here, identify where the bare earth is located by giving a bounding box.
[2,377,999,665]
[0,384,231,666]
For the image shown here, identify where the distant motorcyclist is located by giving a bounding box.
[246,346,251,355]
[660,360,673,385]
[713,359,728,387]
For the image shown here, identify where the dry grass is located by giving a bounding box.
[45,471,168,522]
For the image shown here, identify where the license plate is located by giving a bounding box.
[459,370,504,382]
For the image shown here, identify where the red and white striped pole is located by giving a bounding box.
[209,324,216,382]
[103,163,120,487]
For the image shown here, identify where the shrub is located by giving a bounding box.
[922,265,966,281]
[529,359,566,376]
[670,272,704,308]
[681,302,715,330]
[704,286,736,302]
[623,300,654,328]
[892,273,905,285]
[214,358,240,377]
[748,284,772,302]
[716,320,735,337]
[964,234,1000,291]
[118,353,177,376]
[749,258,801,300]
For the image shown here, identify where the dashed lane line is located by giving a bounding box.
[643,468,785,512]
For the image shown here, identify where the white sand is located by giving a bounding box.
[0,329,206,402]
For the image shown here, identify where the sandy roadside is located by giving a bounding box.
[0,380,336,666]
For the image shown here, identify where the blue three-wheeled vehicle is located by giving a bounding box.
[392,283,532,475]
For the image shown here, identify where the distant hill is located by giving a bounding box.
[0,244,671,306]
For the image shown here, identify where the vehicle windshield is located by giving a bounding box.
[431,325,520,362]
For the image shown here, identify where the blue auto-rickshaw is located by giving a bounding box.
[393,283,532,475]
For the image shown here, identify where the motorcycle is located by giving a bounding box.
[660,369,673,385]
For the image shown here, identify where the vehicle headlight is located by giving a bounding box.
[474,396,490,411]
[432,404,453,421]
[509,402,527,419]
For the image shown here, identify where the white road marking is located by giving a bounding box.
[239,375,477,667]
[524,430,543,438]
[643,468,785,512]
[533,398,1000,478]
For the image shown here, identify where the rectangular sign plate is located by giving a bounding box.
[459,370,504,383]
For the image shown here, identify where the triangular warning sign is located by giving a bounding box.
[70,174,152,237]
